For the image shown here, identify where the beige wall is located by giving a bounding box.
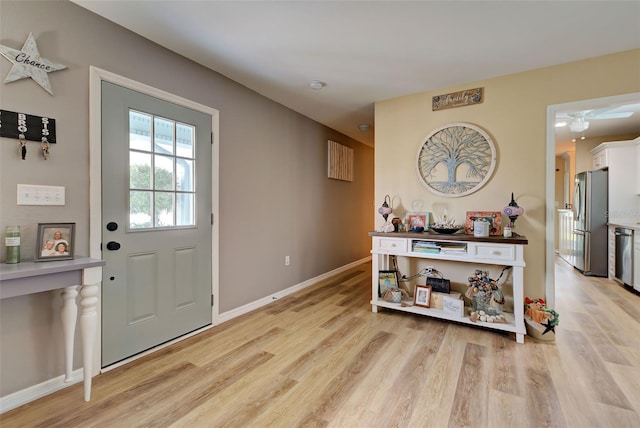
[375,49,640,300]
[0,1,373,396]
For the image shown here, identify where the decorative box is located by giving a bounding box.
[430,291,461,310]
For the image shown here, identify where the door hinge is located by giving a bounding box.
[211,295,215,307]
[211,213,214,225]
[211,132,214,145]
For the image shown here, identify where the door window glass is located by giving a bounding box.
[129,110,196,229]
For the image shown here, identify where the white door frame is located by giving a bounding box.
[545,91,640,309]
[88,66,220,373]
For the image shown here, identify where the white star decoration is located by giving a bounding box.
[0,33,67,95]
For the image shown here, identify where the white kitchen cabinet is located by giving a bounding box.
[592,147,608,170]
[592,140,638,224]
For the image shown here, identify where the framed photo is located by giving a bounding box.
[414,284,432,308]
[378,270,399,297]
[465,211,502,235]
[35,223,75,262]
[405,212,430,231]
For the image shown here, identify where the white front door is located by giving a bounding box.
[101,81,212,367]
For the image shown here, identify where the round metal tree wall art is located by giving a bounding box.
[416,123,496,197]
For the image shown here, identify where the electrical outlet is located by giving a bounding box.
[285,256,290,266]
[17,184,65,206]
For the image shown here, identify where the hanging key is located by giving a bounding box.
[18,134,27,160]
[41,137,50,160]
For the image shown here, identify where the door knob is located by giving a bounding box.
[106,241,121,251]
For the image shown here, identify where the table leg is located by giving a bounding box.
[371,253,380,313]
[61,286,79,383]
[80,283,99,401]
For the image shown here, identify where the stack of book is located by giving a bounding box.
[412,241,440,254]
[438,242,467,254]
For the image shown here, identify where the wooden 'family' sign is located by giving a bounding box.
[432,87,484,111]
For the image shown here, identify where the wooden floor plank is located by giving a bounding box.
[375,322,447,427]
[562,329,634,410]
[296,330,394,426]
[447,342,490,427]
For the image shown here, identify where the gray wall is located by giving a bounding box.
[0,0,373,396]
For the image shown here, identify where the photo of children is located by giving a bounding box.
[36,223,75,261]
[413,285,432,308]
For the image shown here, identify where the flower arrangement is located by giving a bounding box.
[465,269,504,315]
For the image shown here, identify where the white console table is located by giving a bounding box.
[0,257,105,401]
[369,232,528,343]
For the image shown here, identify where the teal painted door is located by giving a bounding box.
[101,81,212,367]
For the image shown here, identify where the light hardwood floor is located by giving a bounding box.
[2,257,639,427]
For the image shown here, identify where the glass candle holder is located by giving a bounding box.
[5,226,20,264]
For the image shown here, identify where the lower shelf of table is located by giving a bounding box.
[371,300,526,336]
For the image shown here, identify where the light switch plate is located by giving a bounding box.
[17,184,65,206]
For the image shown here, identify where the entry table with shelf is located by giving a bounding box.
[369,232,528,343]
[0,257,105,401]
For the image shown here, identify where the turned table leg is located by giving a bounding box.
[80,283,99,401]
[61,286,79,383]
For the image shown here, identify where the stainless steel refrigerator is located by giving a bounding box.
[572,169,608,276]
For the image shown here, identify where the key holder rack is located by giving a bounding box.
[1,110,56,160]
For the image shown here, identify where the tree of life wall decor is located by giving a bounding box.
[415,123,496,197]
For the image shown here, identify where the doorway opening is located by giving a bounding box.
[545,92,640,307]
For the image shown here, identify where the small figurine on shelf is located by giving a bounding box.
[391,217,403,232]
[433,209,456,228]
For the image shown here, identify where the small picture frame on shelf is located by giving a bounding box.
[414,284,432,308]
[405,212,430,232]
[378,270,399,297]
[35,223,75,262]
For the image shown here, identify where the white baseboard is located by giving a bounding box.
[218,256,371,323]
[0,369,84,414]
[0,257,371,413]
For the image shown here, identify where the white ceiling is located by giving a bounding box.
[555,101,640,155]
[71,1,640,147]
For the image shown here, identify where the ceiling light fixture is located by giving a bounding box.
[309,80,326,90]
[358,124,370,132]
[555,121,567,128]
[569,117,589,133]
